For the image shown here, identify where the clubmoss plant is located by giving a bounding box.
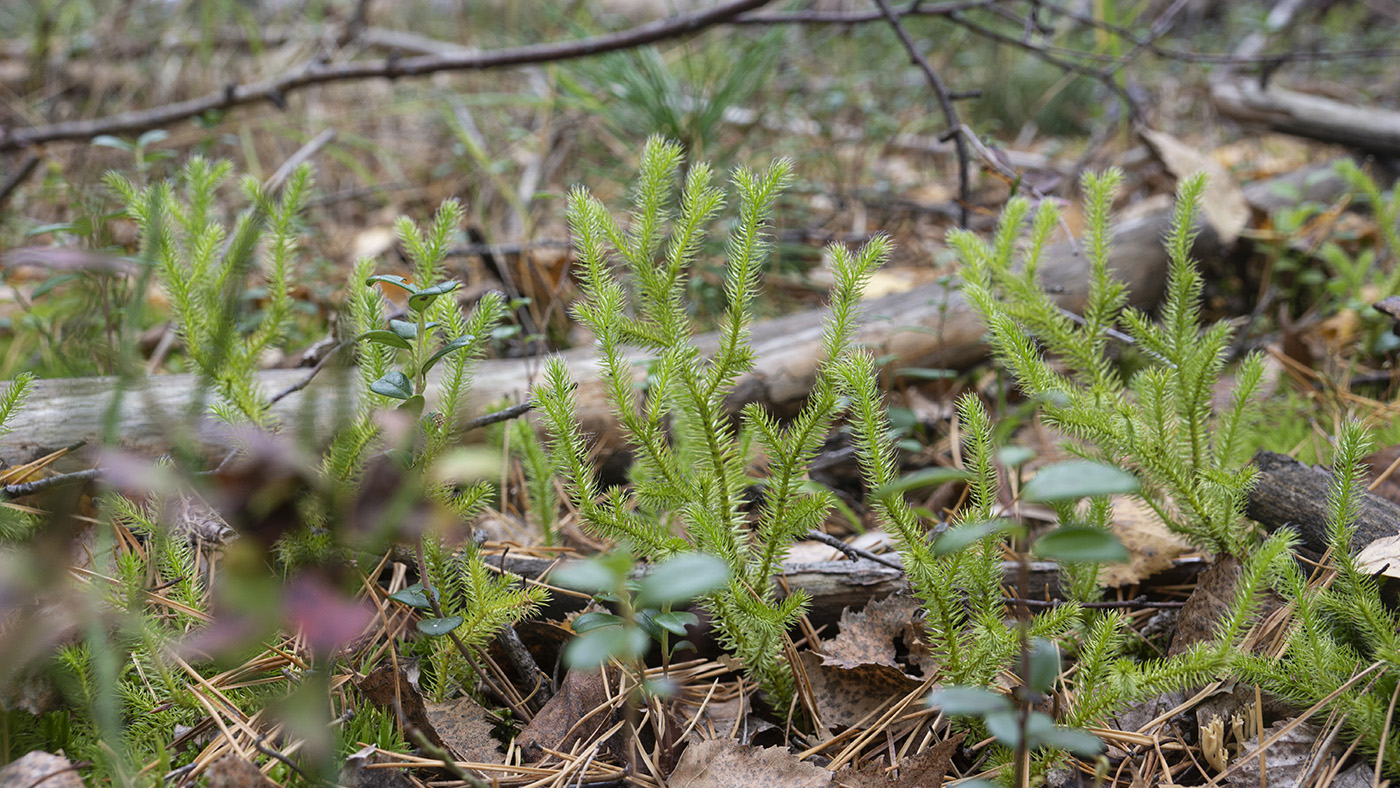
[537,136,891,706]
[957,170,1266,559]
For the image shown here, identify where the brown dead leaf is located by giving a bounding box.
[424,696,504,764]
[1100,497,1193,588]
[799,652,924,729]
[1356,531,1400,579]
[204,755,275,788]
[357,664,445,751]
[822,595,922,671]
[836,733,962,788]
[515,667,618,761]
[669,739,832,788]
[0,752,86,788]
[1168,555,1242,657]
[1226,720,1326,788]
[1361,443,1400,508]
[1140,127,1249,245]
[340,746,416,788]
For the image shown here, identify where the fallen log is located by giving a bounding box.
[1212,80,1400,158]
[1245,449,1400,556]
[0,162,1357,465]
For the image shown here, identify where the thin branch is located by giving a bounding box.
[1,468,101,500]
[462,401,534,431]
[803,530,903,570]
[0,153,41,208]
[871,0,972,227]
[267,340,348,406]
[0,0,773,152]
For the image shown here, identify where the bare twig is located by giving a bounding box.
[871,0,971,227]
[462,401,534,431]
[0,153,41,208]
[263,128,337,192]
[803,530,903,570]
[266,340,347,406]
[0,0,773,151]
[1,468,100,500]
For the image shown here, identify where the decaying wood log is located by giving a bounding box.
[0,162,1360,465]
[1212,80,1400,158]
[1245,449,1400,556]
[486,553,1062,625]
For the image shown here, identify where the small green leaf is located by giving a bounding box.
[552,559,622,594]
[871,467,972,501]
[389,584,434,609]
[635,553,728,608]
[398,395,425,417]
[927,686,1012,716]
[355,330,412,350]
[417,616,463,636]
[137,129,170,148]
[1033,526,1130,564]
[933,519,1025,556]
[422,335,474,376]
[1031,721,1106,757]
[1021,460,1139,502]
[572,612,624,633]
[998,446,1036,468]
[388,319,418,339]
[565,626,649,669]
[92,135,133,151]
[408,281,461,312]
[651,611,699,636]
[366,275,419,294]
[370,372,414,400]
[984,709,1023,748]
[896,367,957,380]
[1025,639,1060,695]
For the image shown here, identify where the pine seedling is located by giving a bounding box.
[537,136,891,705]
[957,170,1267,558]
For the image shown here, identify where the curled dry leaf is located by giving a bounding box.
[821,594,923,672]
[1139,127,1250,245]
[668,739,832,788]
[1355,531,1400,579]
[1100,496,1193,588]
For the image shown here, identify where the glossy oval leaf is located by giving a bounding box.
[871,467,972,501]
[1033,526,1130,564]
[998,446,1036,469]
[398,395,425,417]
[933,519,1025,556]
[366,274,419,294]
[1032,722,1106,757]
[408,281,461,312]
[369,371,414,400]
[1025,638,1060,695]
[552,559,621,595]
[564,626,649,670]
[635,553,729,608]
[388,319,418,340]
[417,616,463,637]
[355,330,412,350]
[1021,460,1139,502]
[651,611,699,637]
[927,686,1012,716]
[571,612,624,633]
[388,583,433,609]
[422,335,474,376]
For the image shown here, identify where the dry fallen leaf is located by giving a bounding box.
[821,594,923,672]
[1100,497,1193,588]
[799,652,924,729]
[669,739,832,788]
[1140,127,1250,245]
[424,696,505,764]
[1168,555,1242,657]
[205,755,275,788]
[1356,531,1400,579]
[515,667,618,761]
[836,733,962,788]
[1226,720,1327,788]
[340,746,417,788]
[0,752,86,788]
